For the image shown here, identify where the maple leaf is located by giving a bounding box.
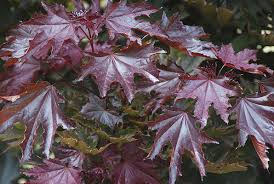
[0,2,84,95]
[147,110,218,184]
[0,41,81,96]
[100,1,160,43]
[111,161,159,184]
[50,39,83,69]
[159,13,216,58]
[103,141,160,184]
[0,59,40,96]
[1,2,81,60]
[140,64,185,113]
[141,65,185,95]
[89,40,113,54]
[76,44,165,102]
[139,12,215,58]
[0,82,73,161]
[81,94,122,128]
[215,44,273,75]
[56,148,85,168]
[230,93,274,169]
[175,67,240,128]
[24,159,82,184]
[260,76,274,93]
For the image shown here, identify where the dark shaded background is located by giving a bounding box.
[0,0,273,183]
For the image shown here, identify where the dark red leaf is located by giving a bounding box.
[0,3,84,95]
[0,59,40,96]
[215,44,273,75]
[56,148,85,169]
[0,82,73,161]
[140,64,185,113]
[81,94,122,128]
[145,96,171,114]
[24,159,82,184]
[141,66,184,95]
[147,110,218,184]
[111,161,159,184]
[140,12,216,58]
[103,141,160,184]
[1,3,82,62]
[160,13,215,57]
[175,67,240,127]
[230,93,274,169]
[101,1,160,43]
[260,76,274,93]
[76,44,165,102]
[251,137,270,170]
[50,39,83,69]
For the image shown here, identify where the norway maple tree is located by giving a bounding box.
[0,1,273,184]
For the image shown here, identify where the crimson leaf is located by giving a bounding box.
[81,94,122,128]
[1,2,81,61]
[215,44,273,75]
[0,82,73,161]
[101,1,160,43]
[230,93,274,169]
[103,141,160,184]
[175,67,240,127]
[0,2,84,95]
[0,4,83,70]
[147,110,218,184]
[24,159,82,184]
[76,44,165,102]
[140,64,185,113]
[0,59,40,96]
[140,12,215,58]
[56,148,85,169]
[142,64,185,95]
[260,76,274,93]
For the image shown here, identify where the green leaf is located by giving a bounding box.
[206,162,249,174]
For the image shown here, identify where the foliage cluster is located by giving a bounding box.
[0,0,273,183]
